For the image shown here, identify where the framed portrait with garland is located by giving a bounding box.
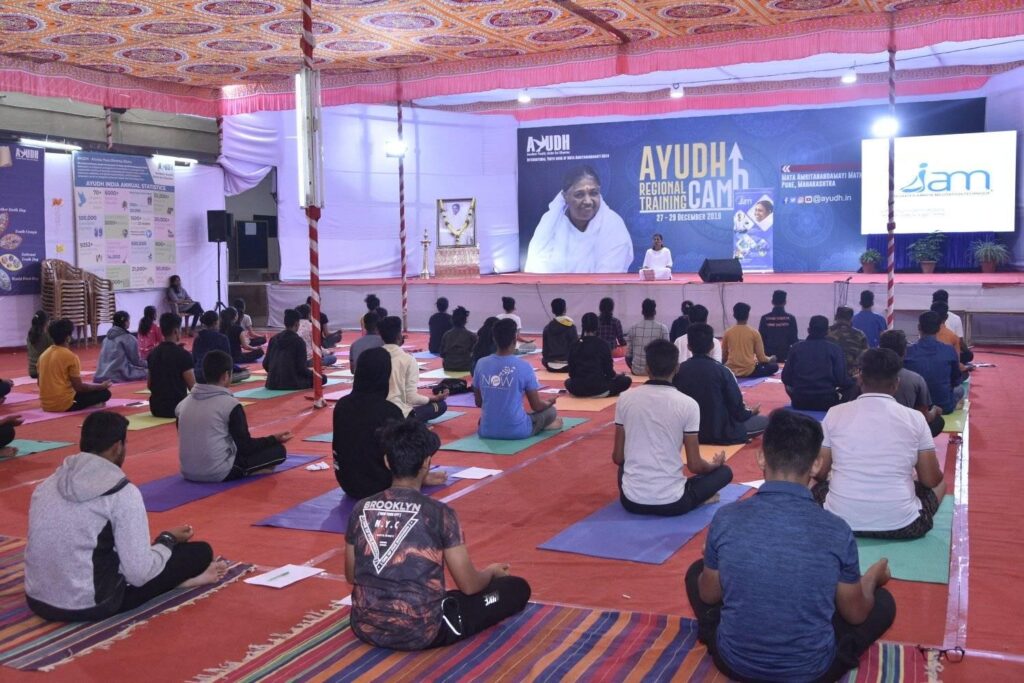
[436,198,476,247]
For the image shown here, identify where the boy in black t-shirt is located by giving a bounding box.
[147,313,196,418]
[345,420,530,650]
[428,297,453,355]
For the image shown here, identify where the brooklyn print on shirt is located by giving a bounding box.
[358,499,421,574]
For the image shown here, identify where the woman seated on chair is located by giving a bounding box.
[166,275,203,336]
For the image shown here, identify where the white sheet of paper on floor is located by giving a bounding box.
[337,594,353,606]
[245,564,324,589]
[763,378,784,383]
[452,467,502,480]
[539,388,561,394]
[741,479,765,489]
[305,462,329,471]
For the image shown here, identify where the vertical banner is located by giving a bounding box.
[733,189,774,272]
[73,152,175,289]
[0,144,45,295]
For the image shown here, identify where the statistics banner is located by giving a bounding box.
[516,99,985,274]
[74,152,176,290]
[0,144,45,295]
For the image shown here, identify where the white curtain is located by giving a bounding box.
[220,112,282,196]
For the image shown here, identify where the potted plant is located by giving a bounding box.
[859,248,882,274]
[907,232,945,274]
[971,239,1011,274]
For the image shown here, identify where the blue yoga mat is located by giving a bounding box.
[783,406,827,422]
[412,351,439,359]
[736,377,766,389]
[253,466,464,533]
[140,455,320,512]
[538,483,751,564]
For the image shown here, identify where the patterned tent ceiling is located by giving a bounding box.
[0,0,1022,115]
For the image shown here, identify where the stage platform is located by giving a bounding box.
[261,271,1024,339]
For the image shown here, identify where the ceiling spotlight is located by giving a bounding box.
[669,83,684,99]
[517,90,532,104]
[841,70,858,85]
[871,116,899,138]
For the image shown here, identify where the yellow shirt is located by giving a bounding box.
[936,325,962,354]
[38,345,80,412]
[722,324,770,378]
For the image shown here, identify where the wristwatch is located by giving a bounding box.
[155,531,177,550]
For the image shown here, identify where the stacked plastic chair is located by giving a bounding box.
[41,259,116,344]
[83,270,116,344]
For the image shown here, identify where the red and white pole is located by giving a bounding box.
[885,18,897,329]
[104,107,113,150]
[397,101,409,331]
[299,0,325,407]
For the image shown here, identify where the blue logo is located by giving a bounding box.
[900,163,991,194]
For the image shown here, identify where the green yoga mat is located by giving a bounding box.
[126,413,176,431]
[440,417,588,455]
[302,411,468,443]
[942,400,969,433]
[2,439,73,458]
[855,497,954,584]
[421,368,471,380]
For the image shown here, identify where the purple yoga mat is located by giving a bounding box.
[1,392,39,406]
[444,392,479,408]
[538,483,751,564]
[140,455,320,512]
[253,466,464,534]
[736,377,767,389]
[17,398,140,425]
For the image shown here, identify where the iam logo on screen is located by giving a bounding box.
[900,163,992,194]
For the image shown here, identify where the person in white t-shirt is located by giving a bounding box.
[812,348,945,539]
[613,339,732,516]
[496,296,536,353]
[932,289,964,339]
[640,233,673,281]
[675,304,722,364]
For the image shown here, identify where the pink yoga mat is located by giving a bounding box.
[1,392,39,406]
[17,399,139,425]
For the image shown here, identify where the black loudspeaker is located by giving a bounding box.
[206,210,233,243]
[698,258,743,283]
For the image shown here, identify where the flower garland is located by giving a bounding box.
[438,198,476,246]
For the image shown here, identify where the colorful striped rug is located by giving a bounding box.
[0,536,252,671]
[195,602,927,683]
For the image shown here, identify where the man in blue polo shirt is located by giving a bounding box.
[852,291,887,348]
[686,409,895,682]
[904,311,963,416]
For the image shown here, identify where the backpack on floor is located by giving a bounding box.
[432,378,469,395]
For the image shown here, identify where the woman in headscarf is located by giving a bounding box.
[524,165,634,273]
[332,348,446,499]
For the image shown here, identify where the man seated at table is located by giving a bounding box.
[474,319,561,439]
[675,324,767,445]
[177,351,291,482]
[24,411,228,621]
[686,409,895,682]
[782,315,854,412]
[812,348,945,539]
[614,339,732,516]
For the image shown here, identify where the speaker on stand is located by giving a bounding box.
[207,210,233,312]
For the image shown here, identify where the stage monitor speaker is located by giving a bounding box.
[206,210,233,243]
[698,258,743,283]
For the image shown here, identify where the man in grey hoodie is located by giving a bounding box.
[177,350,291,482]
[25,411,227,621]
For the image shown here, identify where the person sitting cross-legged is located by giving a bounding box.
[675,304,722,364]
[192,310,249,384]
[686,409,895,682]
[828,306,868,380]
[541,298,578,373]
[852,290,887,349]
[380,315,448,423]
[177,350,290,482]
[428,297,453,356]
[758,290,798,361]
[903,311,963,417]
[94,310,148,383]
[474,319,561,439]
[625,298,668,377]
[565,312,632,398]
[440,306,476,373]
[25,411,228,621]
[345,419,531,650]
[296,304,337,367]
[782,315,855,412]
[263,308,327,390]
[38,318,112,413]
[675,324,767,445]
[614,339,732,516]
[350,312,385,375]
[147,313,196,419]
[879,329,944,437]
[722,302,778,379]
[812,348,945,540]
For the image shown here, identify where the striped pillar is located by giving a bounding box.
[397,100,409,331]
[300,0,324,406]
[104,107,113,150]
[885,16,897,329]
[216,116,224,160]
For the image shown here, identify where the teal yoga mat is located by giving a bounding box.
[234,379,343,399]
[302,411,467,442]
[440,417,588,455]
[2,439,73,459]
[855,497,954,584]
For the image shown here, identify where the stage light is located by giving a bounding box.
[517,90,532,104]
[841,70,858,85]
[384,139,408,158]
[669,83,684,99]
[152,155,197,166]
[871,116,899,138]
[19,137,81,152]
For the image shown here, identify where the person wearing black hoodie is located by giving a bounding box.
[541,298,579,372]
[440,306,476,372]
[24,411,227,621]
[758,290,799,362]
[332,347,447,500]
[428,297,453,355]
[565,313,632,397]
[264,309,327,390]
[471,316,499,372]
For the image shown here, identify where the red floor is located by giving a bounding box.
[0,338,1021,681]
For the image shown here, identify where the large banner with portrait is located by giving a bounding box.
[516,99,985,274]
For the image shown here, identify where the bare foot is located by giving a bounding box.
[545,418,564,431]
[179,558,230,588]
[424,470,448,486]
[251,466,276,476]
[702,494,721,506]
[0,446,18,459]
